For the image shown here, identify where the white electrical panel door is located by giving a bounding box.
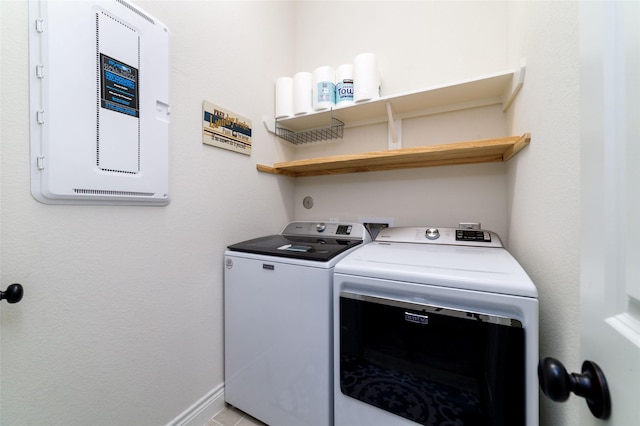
[29,0,171,205]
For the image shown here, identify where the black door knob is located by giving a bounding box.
[538,357,611,419]
[0,283,24,304]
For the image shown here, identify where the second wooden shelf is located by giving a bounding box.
[256,133,531,177]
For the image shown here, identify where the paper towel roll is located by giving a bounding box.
[312,66,335,111]
[335,63,354,106]
[275,77,293,119]
[353,53,380,103]
[293,71,313,115]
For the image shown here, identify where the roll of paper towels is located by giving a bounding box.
[335,63,354,106]
[353,53,380,103]
[275,77,293,119]
[293,71,313,115]
[312,66,335,111]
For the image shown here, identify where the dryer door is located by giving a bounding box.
[339,292,525,426]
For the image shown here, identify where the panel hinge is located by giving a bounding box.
[36,110,44,124]
[37,156,45,170]
[36,64,44,78]
[35,18,44,33]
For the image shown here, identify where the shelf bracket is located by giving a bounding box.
[263,115,276,134]
[386,101,402,150]
[503,60,526,112]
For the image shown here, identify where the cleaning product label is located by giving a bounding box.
[336,79,354,104]
[317,81,336,103]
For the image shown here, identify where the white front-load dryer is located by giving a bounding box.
[333,226,538,426]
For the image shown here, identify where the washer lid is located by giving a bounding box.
[335,241,537,298]
[227,234,364,262]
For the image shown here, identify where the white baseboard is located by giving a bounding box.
[166,384,226,426]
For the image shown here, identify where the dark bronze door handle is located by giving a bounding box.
[538,356,611,419]
[0,283,24,304]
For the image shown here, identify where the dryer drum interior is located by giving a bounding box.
[339,293,526,426]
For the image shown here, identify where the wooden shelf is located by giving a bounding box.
[257,133,531,177]
[259,65,528,177]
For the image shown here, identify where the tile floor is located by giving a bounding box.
[206,405,267,426]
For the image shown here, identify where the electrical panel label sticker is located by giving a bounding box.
[100,54,139,117]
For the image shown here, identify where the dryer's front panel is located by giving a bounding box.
[340,293,524,425]
[334,274,538,426]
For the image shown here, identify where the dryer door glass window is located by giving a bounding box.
[339,293,525,425]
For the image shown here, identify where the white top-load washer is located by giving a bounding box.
[224,221,371,426]
[333,226,538,426]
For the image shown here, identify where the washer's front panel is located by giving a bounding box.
[225,255,333,426]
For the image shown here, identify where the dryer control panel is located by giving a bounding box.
[456,229,492,242]
[375,226,503,248]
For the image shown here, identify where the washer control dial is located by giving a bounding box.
[316,223,326,232]
[425,228,440,240]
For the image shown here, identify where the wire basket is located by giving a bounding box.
[275,117,344,145]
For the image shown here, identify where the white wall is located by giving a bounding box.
[291,1,512,237]
[1,1,295,424]
[505,2,581,425]
[1,1,582,425]
[291,1,581,425]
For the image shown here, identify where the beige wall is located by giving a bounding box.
[291,1,512,236]
[1,1,295,424]
[291,2,581,425]
[1,1,581,424]
[506,2,581,425]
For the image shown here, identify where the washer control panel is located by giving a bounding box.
[281,221,372,242]
[376,226,503,248]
